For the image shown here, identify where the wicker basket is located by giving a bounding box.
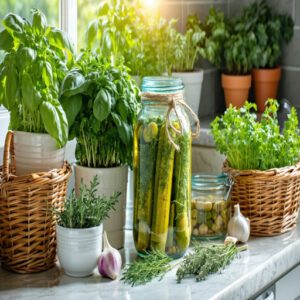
[0,131,71,273]
[223,161,300,236]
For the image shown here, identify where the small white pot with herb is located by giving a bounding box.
[55,176,120,277]
[0,11,76,175]
[60,50,140,249]
[171,16,205,115]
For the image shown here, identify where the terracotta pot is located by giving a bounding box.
[221,74,252,108]
[252,67,281,113]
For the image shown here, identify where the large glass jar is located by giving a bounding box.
[133,77,193,258]
[191,173,233,240]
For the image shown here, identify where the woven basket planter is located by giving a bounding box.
[0,131,71,273]
[223,161,300,236]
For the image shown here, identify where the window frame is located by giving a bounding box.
[59,0,78,49]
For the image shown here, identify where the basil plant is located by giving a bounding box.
[0,10,75,148]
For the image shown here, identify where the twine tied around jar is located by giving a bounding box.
[141,91,200,151]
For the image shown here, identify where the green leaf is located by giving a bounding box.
[111,112,132,146]
[42,61,53,87]
[87,19,98,49]
[47,28,74,62]
[93,89,111,122]
[21,72,42,111]
[60,70,88,97]
[2,13,26,36]
[17,47,37,69]
[60,94,82,128]
[0,29,14,51]
[5,65,18,109]
[40,101,68,148]
[32,9,47,34]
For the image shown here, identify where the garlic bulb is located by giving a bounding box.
[227,204,250,243]
[98,231,122,280]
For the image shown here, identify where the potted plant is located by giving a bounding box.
[211,100,300,236]
[55,176,120,277]
[60,50,140,249]
[86,0,175,84]
[170,15,205,115]
[200,8,254,108]
[238,0,294,112]
[0,10,75,175]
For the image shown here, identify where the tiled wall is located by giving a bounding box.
[158,0,300,117]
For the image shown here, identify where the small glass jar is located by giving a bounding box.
[191,173,233,240]
[133,76,192,258]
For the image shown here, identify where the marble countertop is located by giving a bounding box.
[1,225,300,300]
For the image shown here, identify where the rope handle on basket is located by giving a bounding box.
[3,131,16,179]
[141,91,200,151]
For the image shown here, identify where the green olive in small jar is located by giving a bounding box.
[191,174,233,240]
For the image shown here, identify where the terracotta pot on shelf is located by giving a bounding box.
[221,73,252,108]
[252,67,281,113]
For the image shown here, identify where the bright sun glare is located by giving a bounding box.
[142,0,158,11]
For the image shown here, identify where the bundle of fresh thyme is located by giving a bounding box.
[121,243,247,286]
[121,251,173,286]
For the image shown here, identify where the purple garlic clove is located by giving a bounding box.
[98,231,122,280]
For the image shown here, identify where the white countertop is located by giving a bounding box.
[1,225,300,300]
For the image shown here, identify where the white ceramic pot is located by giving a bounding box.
[56,224,103,277]
[74,164,128,249]
[172,70,204,115]
[13,131,65,176]
[0,106,10,148]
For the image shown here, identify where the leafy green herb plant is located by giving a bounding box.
[171,15,206,72]
[211,99,300,170]
[0,10,75,147]
[86,0,176,78]
[197,7,255,75]
[237,0,294,69]
[55,176,120,229]
[61,49,140,168]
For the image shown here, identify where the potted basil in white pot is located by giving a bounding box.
[60,50,140,249]
[0,10,75,175]
[54,176,120,277]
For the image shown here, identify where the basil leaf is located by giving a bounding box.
[87,20,98,49]
[111,112,132,146]
[0,29,14,51]
[47,28,75,62]
[2,13,25,35]
[42,61,53,87]
[17,47,37,69]
[40,101,68,148]
[60,70,87,97]
[60,94,82,128]
[5,65,18,110]
[93,89,111,122]
[32,9,47,34]
[21,72,42,111]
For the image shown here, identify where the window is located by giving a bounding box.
[0,0,59,62]
[77,0,98,50]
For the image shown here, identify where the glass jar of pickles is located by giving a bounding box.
[133,77,199,258]
[191,173,233,240]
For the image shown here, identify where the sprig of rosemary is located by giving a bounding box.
[122,244,247,286]
[121,251,173,286]
[176,243,246,283]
